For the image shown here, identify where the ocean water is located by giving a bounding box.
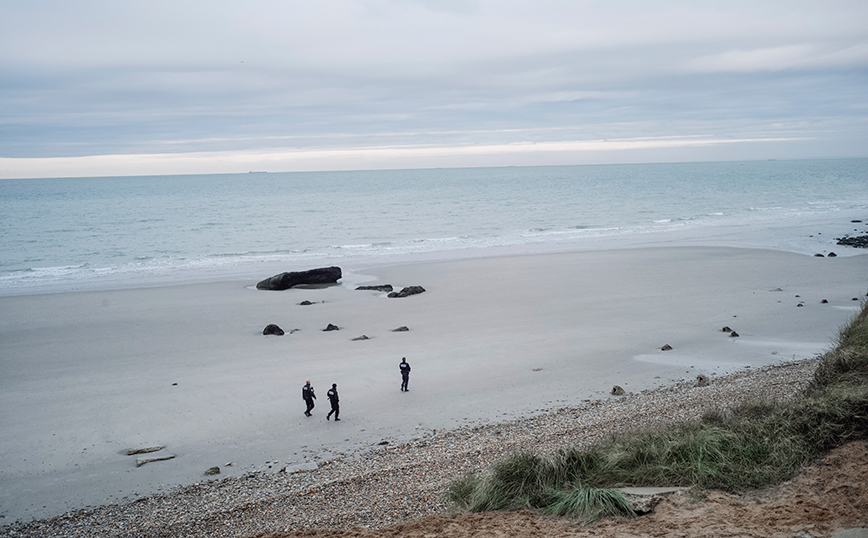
[1,159,867,296]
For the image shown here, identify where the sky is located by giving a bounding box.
[1,0,867,178]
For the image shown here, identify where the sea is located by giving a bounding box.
[1,158,867,296]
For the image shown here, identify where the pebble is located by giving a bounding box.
[1,359,818,538]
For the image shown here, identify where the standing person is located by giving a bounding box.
[326,383,340,421]
[400,357,411,392]
[302,380,316,417]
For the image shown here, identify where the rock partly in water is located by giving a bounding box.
[356,285,393,292]
[351,335,370,341]
[323,323,340,331]
[661,344,673,351]
[256,267,342,291]
[730,331,740,337]
[391,326,410,332]
[263,324,285,336]
[388,286,426,298]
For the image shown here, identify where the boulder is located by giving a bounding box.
[388,286,426,298]
[256,267,342,290]
[356,285,393,292]
[263,324,285,336]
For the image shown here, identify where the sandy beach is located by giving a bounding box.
[1,246,866,529]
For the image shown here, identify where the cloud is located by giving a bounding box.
[1,1,867,175]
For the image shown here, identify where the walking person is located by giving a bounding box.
[326,383,340,421]
[400,357,411,392]
[302,380,316,416]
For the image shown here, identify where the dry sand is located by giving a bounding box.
[0,246,866,525]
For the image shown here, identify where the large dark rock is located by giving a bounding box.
[256,267,342,290]
[388,286,426,298]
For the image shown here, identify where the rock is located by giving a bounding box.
[356,285,393,292]
[828,252,837,257]
[814,253,825,257]
[730,331,739,337]
[299,300,314,306]
[696,374,710,387]
[618,487,688,514]
[721,326,732,332]
[262,324,284,336]
[821,299,829,304]
[352,335,370,341]
[391,326,410,332]
[836,235,868,248]
[852,220,864,223]
[256,267,342,290]
[204,466,220,476]
[125,446,165,456]
[136,453,175,467]
[661,344,673,351]
[323,323,340,331]
[611,385,625,396]
[388,286,426,298]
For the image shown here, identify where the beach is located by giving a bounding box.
[1,246,867,534]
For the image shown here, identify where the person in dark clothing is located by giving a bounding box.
[326,383,340,421]
[302,380,316,416]
[400,357,411,392]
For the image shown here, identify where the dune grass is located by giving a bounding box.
[446,299,868,521]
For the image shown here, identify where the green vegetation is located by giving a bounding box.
[447,300,868,521]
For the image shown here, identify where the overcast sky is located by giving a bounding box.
[1,1,867,178]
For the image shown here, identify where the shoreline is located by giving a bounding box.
[1,246,866,528]
[1,358,823,537]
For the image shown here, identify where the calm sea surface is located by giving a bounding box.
[1,159,867,295]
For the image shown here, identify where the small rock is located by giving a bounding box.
[661,344,673,351]
[827,252,837,257]
[355,285,393,292]
[388,286,426,298]
[821,299,828,304]
[696,374,710,387]
[351,335,370,341]
[730,331,739,337]
[125,446,165,456]
[204,466,220,476]
[136,454,175,467]
[323,324,340,331]
[263,324,285,336]
[814,253,824,257]
[299,300,314,306]
[391,326,410,332]
[611,385,625,396]
[721,326,732,332]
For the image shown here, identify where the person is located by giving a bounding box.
[326,383,340,421]
[302,380,316,416]
[400,357,411,392]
